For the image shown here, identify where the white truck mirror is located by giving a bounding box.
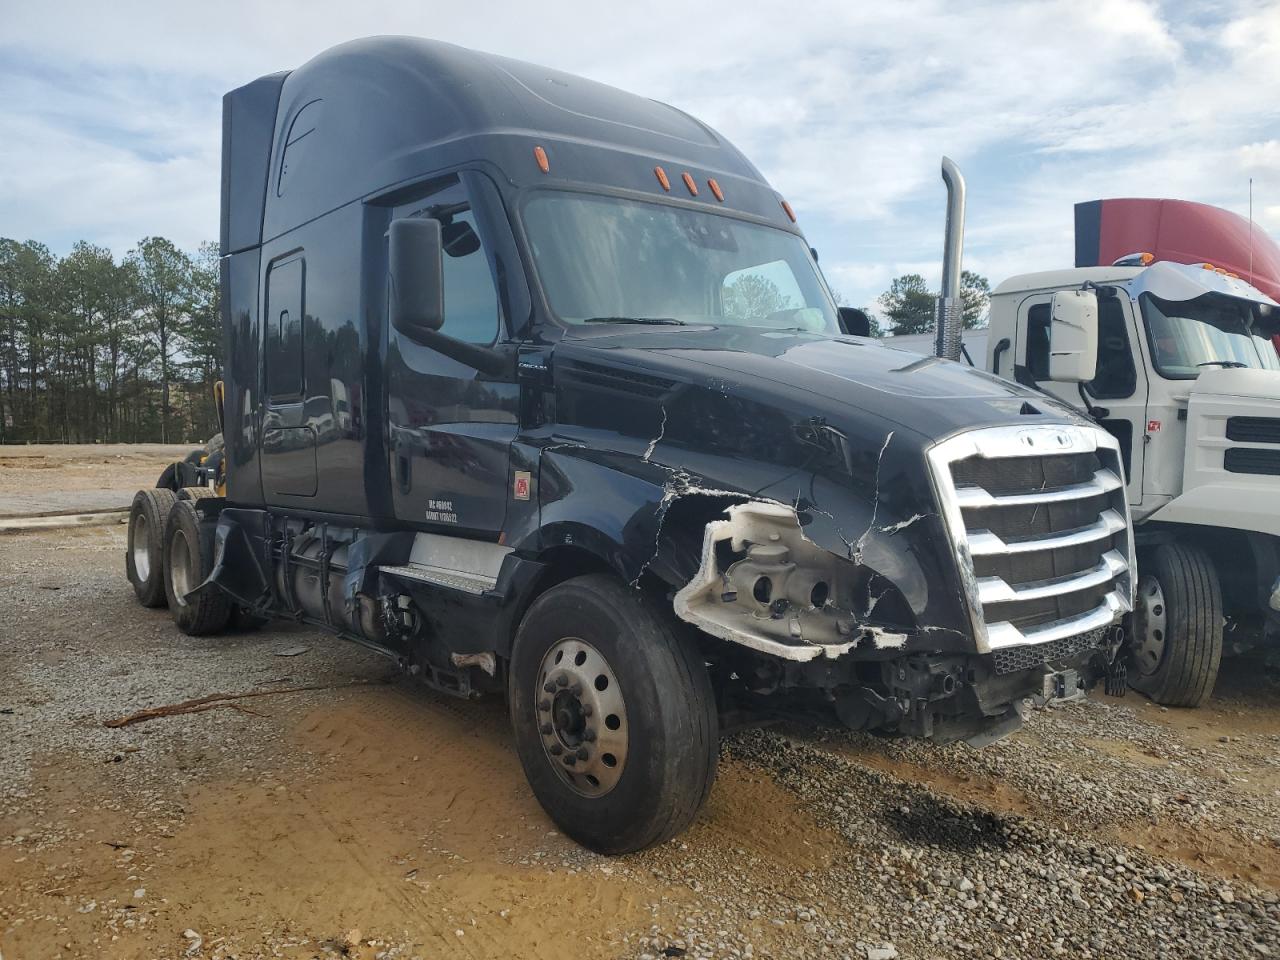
[1048,290,1098,382]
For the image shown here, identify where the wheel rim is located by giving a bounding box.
[1132,573,1167,678]
[132,512,150,581]
[170,529,193,606]
[535,638,628,798]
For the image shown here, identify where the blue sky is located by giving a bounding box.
[2,0,1278,319]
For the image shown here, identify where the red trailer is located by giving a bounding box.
[1075,197,1280,354]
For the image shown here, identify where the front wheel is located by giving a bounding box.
[508,574,718,854]
[1128,542,1223,707]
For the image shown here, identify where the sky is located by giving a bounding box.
[2,0,1279,317]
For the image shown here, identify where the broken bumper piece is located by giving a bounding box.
[673,501,1110,746]
[672,501,906,661]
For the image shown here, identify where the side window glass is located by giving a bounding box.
[265,257,304,399]
[1087,298,1137,399]
[439,208,500,345]
[1026,303,1051,380]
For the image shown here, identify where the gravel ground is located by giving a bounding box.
[2,518,1279,959]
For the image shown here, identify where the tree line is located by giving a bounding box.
[870,270,990,336]
[0,237,221,445]
[0,236,991,446]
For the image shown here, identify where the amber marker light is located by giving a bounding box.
[681,172,698,196]
[654,166,671,191]
[781,200,797,222]
[533,146,550,173]
[708,178,724,202]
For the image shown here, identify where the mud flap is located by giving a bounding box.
[197,509,272,609]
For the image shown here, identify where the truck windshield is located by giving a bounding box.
[523,192,839,333]
[1140,292,1280,378]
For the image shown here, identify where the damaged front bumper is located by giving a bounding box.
[671,500,1115,746]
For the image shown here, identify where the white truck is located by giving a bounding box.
[889,202,1280,706]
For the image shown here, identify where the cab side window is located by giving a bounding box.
[1086,298,1137,399]
[1026,303,1051,380]
[438,207,500,345]
[1025,298,1136,398]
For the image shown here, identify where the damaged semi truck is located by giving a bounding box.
[126,37,1136,853]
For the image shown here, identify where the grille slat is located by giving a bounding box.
[928,428,1133,654]
[1225,448,1280,476]
[1226,416,1280,445]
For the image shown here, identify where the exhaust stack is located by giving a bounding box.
[935,156,967,360]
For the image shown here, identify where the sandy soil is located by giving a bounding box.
[2,448,1279,959]
[0,444,194,516]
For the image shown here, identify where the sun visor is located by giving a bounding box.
[1128,261,1278,308]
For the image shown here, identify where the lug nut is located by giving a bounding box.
[543,682,556,693]
[564,754,577,766]
[570,682,583,696]
[581,704,593,717]
[584,729,597,742]
[556,675,569,687]
[539,723,553,736]
[549,743,563,755]
[576,747,588,760]
[538,699,551,712]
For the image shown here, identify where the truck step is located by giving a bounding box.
[379,563,496,596]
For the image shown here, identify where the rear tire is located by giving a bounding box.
[163,500,232,636]
[1129,542,1223,707]
[508,574,718,854]
[126,488,178,607]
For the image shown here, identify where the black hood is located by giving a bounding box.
[542,325,1094,648]
[554,325,1087,443]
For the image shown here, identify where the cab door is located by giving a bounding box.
[384,173,519,536]
[1015,292,1148,506]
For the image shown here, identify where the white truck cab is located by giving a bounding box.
[981,260,1280,704]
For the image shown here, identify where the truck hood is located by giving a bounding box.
[1189,366,1280,402]
[557,325,1089,442]
[544,326,1114,654]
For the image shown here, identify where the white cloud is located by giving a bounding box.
[1,0,1277,312]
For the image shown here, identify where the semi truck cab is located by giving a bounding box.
[984,260,1280,705]
[126,37,1136,853]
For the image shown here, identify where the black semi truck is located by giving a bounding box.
[126,37,1135,853]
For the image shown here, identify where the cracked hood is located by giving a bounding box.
[557,325,1088,441]
[546,326,1094,649]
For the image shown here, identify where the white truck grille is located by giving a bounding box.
[926,424,1134,654]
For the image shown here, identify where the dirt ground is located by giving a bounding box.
[3,451,1280,959]
[0,445,193,517]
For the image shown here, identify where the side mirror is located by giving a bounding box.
[837,307,872,337]
[389,217,443,337]
[1047,290,1098,382]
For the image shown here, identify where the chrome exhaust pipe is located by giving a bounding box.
[935,156,967,360]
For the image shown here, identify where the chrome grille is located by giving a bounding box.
[926,425,1134,653]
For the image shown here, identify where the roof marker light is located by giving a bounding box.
[708,178,724,202]
[533,146,550,174]
[781,199,797,223]
[681,172,698,196]
[654,166,671,191]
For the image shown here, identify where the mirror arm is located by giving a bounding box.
[403,325,512,376]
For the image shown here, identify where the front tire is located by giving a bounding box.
[126,488,178,607]
[163,500,232,636]
[1129,542,1223,707]
[508,574,718,854]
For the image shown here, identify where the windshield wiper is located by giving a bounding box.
[583,316,686,326]
[1197,360,1249,369]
